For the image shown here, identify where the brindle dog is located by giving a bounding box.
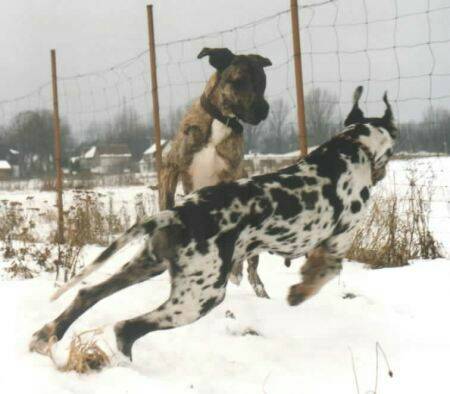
[160,47,272,298]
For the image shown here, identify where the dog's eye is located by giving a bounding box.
[230,78,246,90]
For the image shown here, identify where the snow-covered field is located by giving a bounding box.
[1,156,450,394]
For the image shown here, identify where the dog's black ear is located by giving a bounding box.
[197,48,235,72]
[382,92,392,123]
[381,91,397,138]
[344,86,365,126]
[248,54,272,68]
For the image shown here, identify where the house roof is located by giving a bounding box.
[98,144,131,156]
[0,144,20,165]
[143,140,168,155]
[84,146,96,158]
[0,160,11,170]
[84,144,132,158]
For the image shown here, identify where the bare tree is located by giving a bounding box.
[243,122,264,153]
[260,98,293,154]
[421,106,450,153]
[396,106,450,154]
[106,104,152,159]
[5,109,72,176]
[304,87,338,146]
[162,105,187,140]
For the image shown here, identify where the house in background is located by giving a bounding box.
[0,145,20,179]
[139,140,172,173]
[0,160,12,180]
[78,144,132,174]
[243,147,318,175]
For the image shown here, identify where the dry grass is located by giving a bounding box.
[4,261,35,279]
[0,199,54,278]
[0,188,165,281]
[0,189,146,280]
[51,330,110,374]
[0,200,37,243]
[53,190,128,282]
[64,190,114,247]
[347,168,442,268]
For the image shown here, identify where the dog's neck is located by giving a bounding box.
[344,123,395,184]
[200,94,243,134]
[337,133,380,184]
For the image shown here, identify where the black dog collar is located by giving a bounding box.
[200,93,243,134]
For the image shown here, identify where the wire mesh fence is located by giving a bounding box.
[0,0,449,157]
[0,1,449,192]
[0,0,448,264]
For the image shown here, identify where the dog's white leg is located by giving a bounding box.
[114,283,227,360]
[229,259,243,285]
[246,255,269,298]
[30,247,167,354]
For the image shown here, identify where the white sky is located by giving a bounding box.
[0,0,449,137]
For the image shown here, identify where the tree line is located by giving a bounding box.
[0,88,448,177]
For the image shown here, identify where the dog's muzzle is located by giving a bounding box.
[237,99,269,125]
[253,100,269,122]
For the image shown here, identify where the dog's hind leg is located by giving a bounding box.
[287,246,342,306]
[229,259,243,285]
[114,279,226,360]
[29,246,168,355]
[246,255,269,299]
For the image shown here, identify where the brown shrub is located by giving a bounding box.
[347,168,442,268]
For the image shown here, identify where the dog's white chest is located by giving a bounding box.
[189,120,232,190]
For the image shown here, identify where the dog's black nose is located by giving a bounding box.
[254,100,269,121]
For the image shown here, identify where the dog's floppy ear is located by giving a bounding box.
[198,47,235,72]
[344,85,365,126]
[248,54,272,68]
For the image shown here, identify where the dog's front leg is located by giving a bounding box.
[287,246,342,306]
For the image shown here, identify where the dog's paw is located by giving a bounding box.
[253,283,270,299]
[229,272,243,286]
[96,326,132,367]
[44,326,131,372]
[287,284,309,306]
[29,323,57,355]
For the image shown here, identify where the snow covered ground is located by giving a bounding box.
[3,255,450,393]
[1,156,450,393]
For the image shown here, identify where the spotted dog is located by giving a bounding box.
[30,86,397,362]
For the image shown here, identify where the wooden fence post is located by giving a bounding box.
[50,49,65,277]
[290,0,308,156]
[146,4,163,206]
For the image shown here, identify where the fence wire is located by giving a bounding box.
[0,1,448,145]
[0,0,448,248]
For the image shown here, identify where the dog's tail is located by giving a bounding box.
[344,86,365,126]
[382,91,397,139]
[50,223,146,301]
